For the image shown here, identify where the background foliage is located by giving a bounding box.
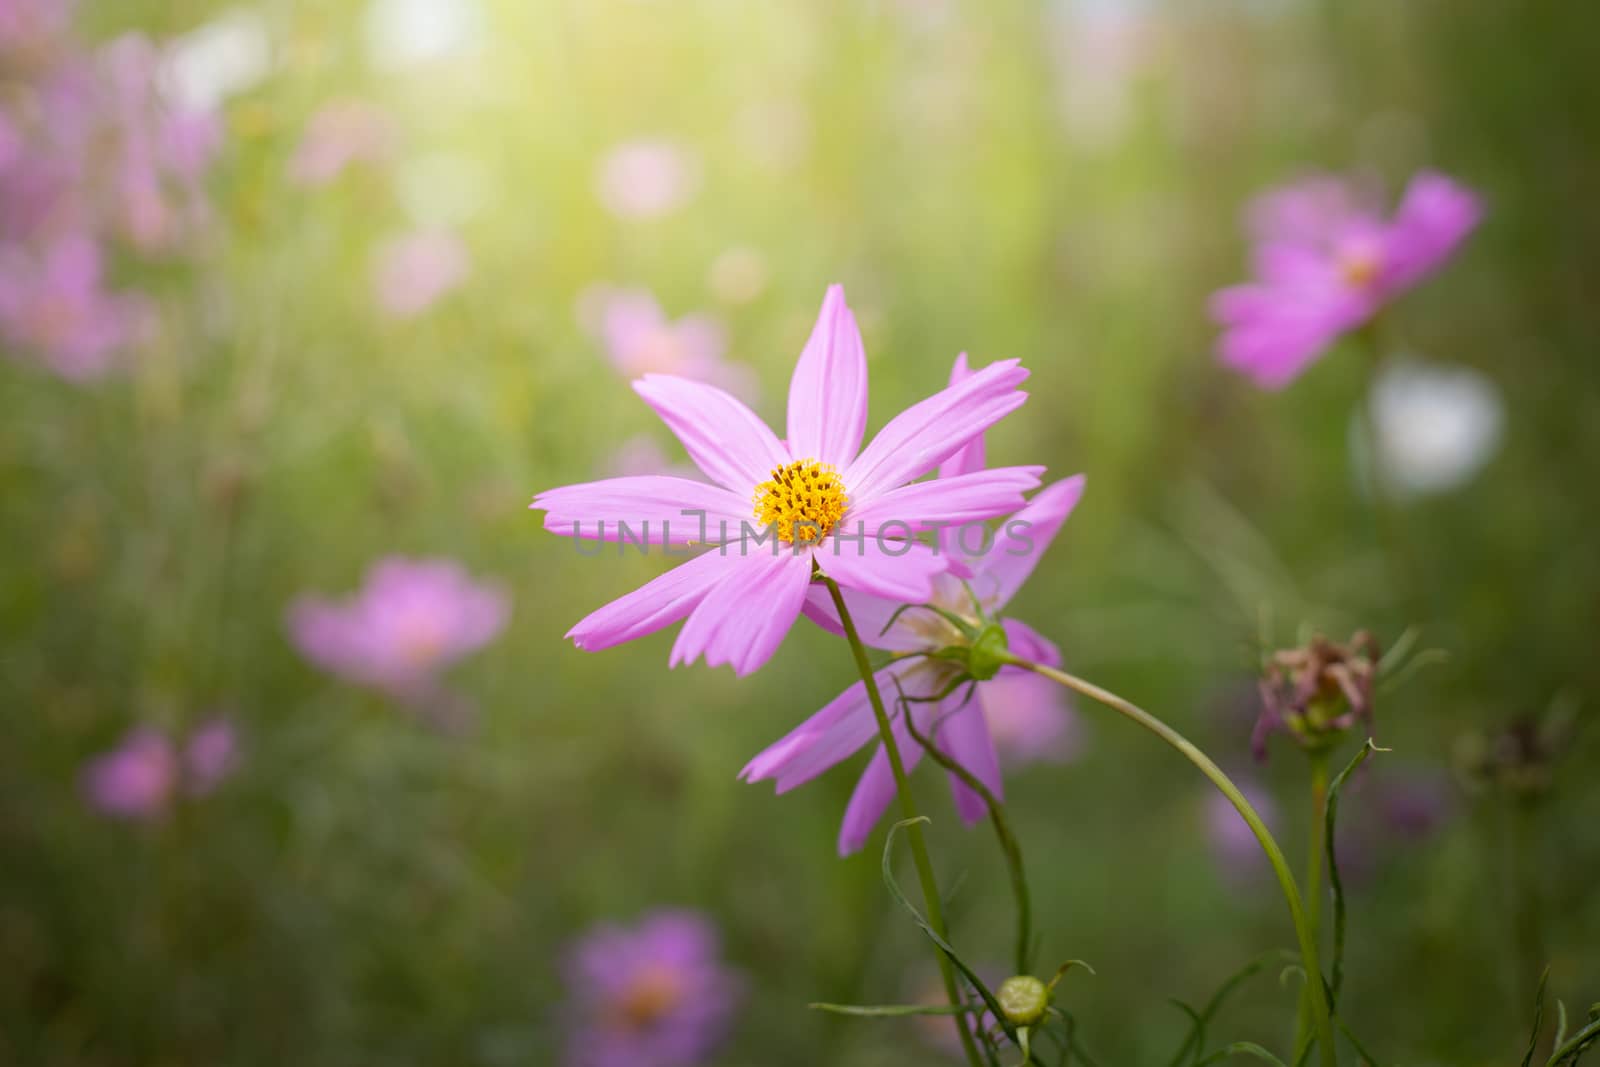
[3,0,1598,1063]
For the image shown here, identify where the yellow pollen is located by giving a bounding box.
[613,965,684,1030]
[752,459,848,546]
[1338,249,1381,288]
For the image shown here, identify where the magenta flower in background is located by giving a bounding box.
[81,719,241,819]
[289,99,396,186]
[1211,170,1481,389]
[532,285,1039,677]
[183,717,239,795]
[81,727,177,820]
[606,435,697,480]
[563,910,741,1067]
[0,235,148,381]
[1205,777,1278,883]
[741,356,1083,854]
[372,230,470,318]
[594,138,699,220]
[287,556,509,699]
[583,286,757,399]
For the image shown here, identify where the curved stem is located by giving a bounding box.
[824,577,985,1067]
[999,653,1338,1067]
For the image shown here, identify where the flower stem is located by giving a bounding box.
[904,704,1033,974]
[1296,747,1331,1051]
[823,577,985,1067]
[998,653,1339,1067]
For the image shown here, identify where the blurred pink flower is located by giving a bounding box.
[81,727,177,820]
[595,139,699,220]
[563,910,742,1067]
[81,718,241,819]
[742,355,1080,855]
[606,435,696,480]
[531,286,1037,678]
[583,286,757,399]
[0,234,148,381]
[183,717,239,795]
[289,99,396,186]
[1211,171,1481,389]
[287,556,509,698]
[1205,777,1278,882]
[0,0,73,62]
[372,230,471,319]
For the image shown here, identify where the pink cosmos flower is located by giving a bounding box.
[584,286,757,399]
[289,99,396,186]
[1211,170,1481,389]
[531,286,1040,677]
[81,727,177,819]
[183,716,239,795]
[740,356,1083,854]
[594,138,699,220]
[372,229,470,318]
[80,719,240,820]
[562,910,742,1067]
[286,556,509,700]
[0,234,148,381]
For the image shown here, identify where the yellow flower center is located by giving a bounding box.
[1338,247,1381,288]
[613,964,684,1030]
[752,459,849,546]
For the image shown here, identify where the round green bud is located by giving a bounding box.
[965,622,1010,682]
[995,974,1050,1028]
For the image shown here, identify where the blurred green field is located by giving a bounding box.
[3,1,1598,1064]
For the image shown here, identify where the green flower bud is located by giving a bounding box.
[965,621,1010,682]
[995,974,1050,1028]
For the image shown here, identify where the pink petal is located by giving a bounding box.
[814,537,949,603]
[1381,171,1481,294]
[566,549,743,652]
[634,375,789,493]
[843,359,1030,503]
[934,692,1004,824]
[848,466,1045,536]
[969,475,1085,611]
[838,720,925,856]
[786,284,868,467]
[937,353,986,479]
[741,661,922,791]
[532,476,750,544]
[798,584,926,652]
[669,549,811,675]
[1000,618,1062,668]
[979,668,1080,766]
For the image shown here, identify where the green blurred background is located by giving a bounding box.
[3,0,1598,1063]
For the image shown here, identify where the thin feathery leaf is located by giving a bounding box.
[1326,739,1388,1005]
[1525,967,1552,1067]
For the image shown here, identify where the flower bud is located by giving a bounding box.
[1253,631,1380,760]
[964,622,1010,682]
[995,974,1049,1028]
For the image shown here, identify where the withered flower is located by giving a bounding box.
[1253,631,1381,760]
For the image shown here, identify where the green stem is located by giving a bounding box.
[1295,749,1330,1051]
[824,577,985,1067]
[998,654,1338,1067]
[904,701,1033,974]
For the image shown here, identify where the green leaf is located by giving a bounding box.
[809,1001,980,1017]
[1525,967,1552,1067]
[1326,738,1388,1007]
[1194,1041,1290,1066]
[882,818,1012,1038]
[1167,951,1294,1067]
